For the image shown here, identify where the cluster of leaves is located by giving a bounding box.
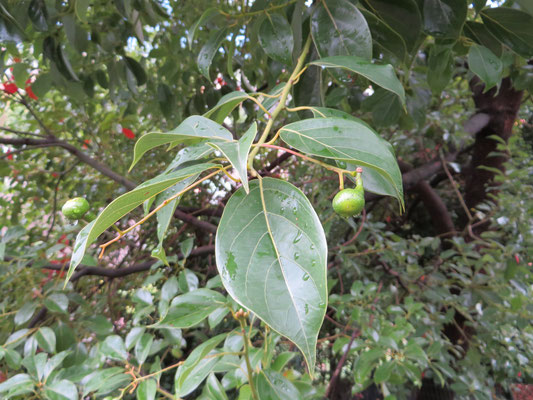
[0,0,532,399]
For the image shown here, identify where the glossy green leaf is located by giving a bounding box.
[204,91,249,124]
[125,327,146,350]
[43,379,78,400]
[422,0,466,39]
[136,379,156,400]
[43,351,70,380]
[354,348,384,383]
[259,14,294,65]
[360,9,407,61]
[135,333,153,365]
[101,335,128,361]
[155,288,226,328]
[362,0,422,52]
[175,333,226,396]
[14,302,37,326]
[255,370,300,400]
[198,28,228,80]
[427,45,453,94]
[202,373,228,400]
[279,118,404,208]
[67,162,217,282]
[216,178,328,372]
[468,44,502,91]
[56,46,79,81]
[0,374,33,396]
[35,327,56,354]
[209,122,256,193]
[311,0,372,82]
[188,8,221,49]
[130,116,232,171]
[310,56,405,106]
[81,368,131,397]
[22,353,47,381]
[480,8,533,58]
[44,293,69,314]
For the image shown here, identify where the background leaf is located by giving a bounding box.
[259,14,294,65]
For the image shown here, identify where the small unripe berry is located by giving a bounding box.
[61,197,90,220]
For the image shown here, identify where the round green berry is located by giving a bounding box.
[61,197,90,220]
[332,188,365,217]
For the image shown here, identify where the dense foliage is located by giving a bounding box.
[0,0,532,399]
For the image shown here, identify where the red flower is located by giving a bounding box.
[13,57,21,63]
[51,172,59,178]
[3,82,18,94]
[122,127,135,139]
[518,371,522,378]
[82,139,91,149]
[515,254,520,264]
[26,85,38,100]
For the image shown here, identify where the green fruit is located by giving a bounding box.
[332,188,365,217]
[61,197,90,220]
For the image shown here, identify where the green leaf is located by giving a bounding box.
[422,0,466,39]
[374,361,394,383]
[12,63,28,88]
[202,373,228,400]
[31,73,52,98]
[463,21,502,57]
[427,45,453,94]
[209,122,256,193]
[135,333,153,366]
[28,0,48,31]
[271,352,296,372]
[279,118,404,209]
[174,333,227,396]
[362,88,403,127]
[515,0,533,16]
[136,379,156,400]
[255,370,300,400]
[81,368,131,397]
[310,56,405,106]
[362,0,422,53]
[43,351,70,380]
[259,14,294,65]
[66,162,217,283]
[204,91,249,124]
[354,348,384,383]
[21,353,47,381]
[155,288,226,328]
[0,374,33,396]
[14,302,37,326]
[480,8,533,58]
[124,56,147,85]
[43,379,78,400]
[56,46,79,81]
[44,293,69,314]
[216,178,328,372]
[126,327,146,350]
[360,9,407,61]
[35,327,56,353]
[75,0,90,22]
[101,335,128,361]
[198,28,228,80]
[130,116,232,171]
[311,0,372,80]
[468,44,502,91]
[161,276,179,303]
[188,8,221,50]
